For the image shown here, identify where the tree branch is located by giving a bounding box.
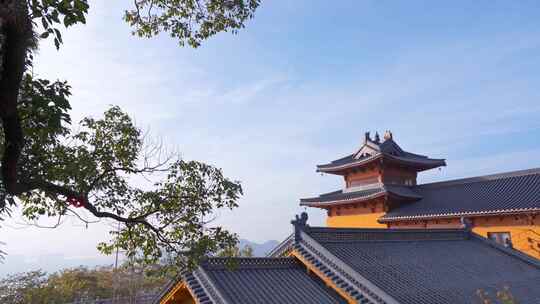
[86,164,169,192]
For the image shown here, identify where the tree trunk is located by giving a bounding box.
[0,0,32,194]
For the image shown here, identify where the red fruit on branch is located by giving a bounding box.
[67,196,85,208]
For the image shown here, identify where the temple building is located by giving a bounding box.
[154,131,540,304]
[300,131,540,259]
[155,215,540,304]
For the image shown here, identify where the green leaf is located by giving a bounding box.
[41,17,49,29]
[51,9,60,23]
[54,28,63,44]
[63,15,72,27]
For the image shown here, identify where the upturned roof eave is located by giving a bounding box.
[299,188,422,208]
[317,153,446,174]
[300,192,388,208]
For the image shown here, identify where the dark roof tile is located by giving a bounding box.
[300,187,385,206]
[317,138,445,173]
[198,258,347,304]
[300,185,422,207]
[304,227,540,304]
[382,168,540,221]
[158,225,540,304]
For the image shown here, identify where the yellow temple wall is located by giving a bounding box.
[472,215,540,260]
[326,200,387,228]
[327,212,387,228]
[473,226,540,259]
[386,215,540,259]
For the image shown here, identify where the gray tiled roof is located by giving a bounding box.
[381,168,540,221]
[300,187,385,205]
[302,227,540,304]
[183,258,347,304]
[317,138,445,173]
[300,185,421,207]
[157,221,540,304]
[302,168,540,218]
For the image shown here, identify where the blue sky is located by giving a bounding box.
[2,0,540,274]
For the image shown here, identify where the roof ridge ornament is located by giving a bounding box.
[383,130,393,141]
[374,132,380,143]
[291,212,309,242]
[460,217,473,238]
[364,131,371,144]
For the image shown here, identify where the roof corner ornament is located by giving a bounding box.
[504,238,514,249]
[460,217,473,236]
[383,130,393,141]
[374,132,381,143]
[364,131,372,144]
[291,212,309,242]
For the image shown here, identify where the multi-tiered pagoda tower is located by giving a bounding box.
[300,131,540,260]
[300,130,446,228]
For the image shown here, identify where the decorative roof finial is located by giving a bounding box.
[291,212,309,242]
[504,237,514,249]
[383,130,393,141]
[460,217,473,237]
[374,132,380,143]
[364,131,371,144]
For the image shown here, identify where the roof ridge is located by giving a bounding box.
[307,226,466,233]
[305,226,469,241]
[193,266,229,304]
[267,234,294,257]
[417,167,540,188]
[308,226,466,234]
[299,230,401,304]
[206,256,292,260]
[202,257,298,269]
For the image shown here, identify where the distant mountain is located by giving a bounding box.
[238,239,280,257]
[0,253,116,277]
[1,239,281,278]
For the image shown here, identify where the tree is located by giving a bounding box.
[2,74,243,267]
[0,264,168,303]
[0,0,260,268]
[217,244,254,257]
[0,270,49,304]
[0,0,259,213]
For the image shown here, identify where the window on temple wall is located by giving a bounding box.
[349,176,379,187]
[488,232,512,248]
